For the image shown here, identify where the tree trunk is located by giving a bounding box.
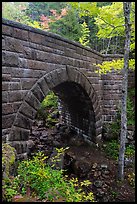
[117,2,131,181]
[105,37,111,54]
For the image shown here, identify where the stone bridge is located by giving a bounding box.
[2,18,127,158]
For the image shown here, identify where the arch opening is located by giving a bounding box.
[52,81,96,142]
[8,68,101,157]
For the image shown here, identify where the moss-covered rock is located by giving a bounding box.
[2,143,16,180]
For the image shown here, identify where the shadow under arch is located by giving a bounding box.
[8,66,102,158]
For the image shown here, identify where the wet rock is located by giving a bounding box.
[31,131,42,137]
[127,125,135,131]
[59,125,68,133]
[55,123,62,130]
[37,127,47,131]
[51,111,59,119]
[100,164,108,169]
[93,171,101,177]
[98,171,102,176]
[102,170,110,175]
[64,126,72,135]
[124,157,134,167]
[51,132,57,136]
[40,134,47,139]
[64,151,76,165]
[102,173,110,179]
[64,151,76,174]
[72,160,92,178]
[93,171,98,177]
[27,140,35,149]
[41,130,48,136]
[127,130,134,141]
[102,196,109,202]
[69,136,85,147]
[94,180,104,188]
[84,151,90,157]
[37,145,45,149]
[96,189,105,198]
[54,134,61,140]
[53,140,61,147]
[68,136,77,146]
[44,140,53,146]
[92,163,98,169]
[40,137,47,142]
[37,120,44,128]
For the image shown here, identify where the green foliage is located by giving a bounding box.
[41,91,58,109]
[2,2,31,25]
[27,20,42,29]
[97,2,112,7]
[3,148,95,202]
[69,2,99,18]
[104,140,120,160]
[95,2,124,39]
[125,145,135,157]
[103,139,135,161]
[2,143,17,201]
[2,177,18,202]
[25,2,66,21]
[94,2,135,54]
[79,21,90,46]
[110,190,118,199]
[37,91,58,127]
[127,97,135,126]
[127,172,135,188]
[95,58,135,75]
[94,2,134,41]
[49,9,82,42]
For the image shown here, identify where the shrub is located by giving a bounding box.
[3,148,95,202]
[37,91,59,127]
[127,172,135,188]
[103,139,135,161]
[2,143,17,201]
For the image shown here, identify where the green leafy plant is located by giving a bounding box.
[2,143,17,202]
[125,145,135,158]
[104,140,119,160]
[79,21,90,46]
[3,148,95,202]
[103,139,135,161]
[2,177,18,202]
[110,190,118,199]
[127,172,135,188]
[37,91,59,127]
[41,91,58,108]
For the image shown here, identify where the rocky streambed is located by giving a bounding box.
[27,120,135,202]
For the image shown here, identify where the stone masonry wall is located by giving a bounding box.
[2,18,130,152]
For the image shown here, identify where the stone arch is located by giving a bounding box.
[8,66,102,158]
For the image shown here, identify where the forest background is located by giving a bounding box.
[2,2,135,56]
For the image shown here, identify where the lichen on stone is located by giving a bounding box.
[2,143,16,180]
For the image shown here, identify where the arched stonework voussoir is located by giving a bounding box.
[7,68,69,155]
[66,66,102,140]
[8,66,102,156]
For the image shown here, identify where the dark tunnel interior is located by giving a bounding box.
[52,81,96,141]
